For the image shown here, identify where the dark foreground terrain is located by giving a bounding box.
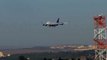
[0,50,94,60]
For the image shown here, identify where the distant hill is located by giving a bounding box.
[1,45,95,55]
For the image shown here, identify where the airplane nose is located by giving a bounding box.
[43,24,45,26]
[43,24,47,26]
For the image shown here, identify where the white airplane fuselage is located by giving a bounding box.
[43,21,64,27]
[43,18,64,27]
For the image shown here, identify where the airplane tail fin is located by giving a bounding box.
[56,18,60,23]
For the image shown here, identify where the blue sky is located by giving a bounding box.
[0,0,107,48]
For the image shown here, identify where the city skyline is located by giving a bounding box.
[0,0,107,48]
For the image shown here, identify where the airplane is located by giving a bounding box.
[43,18,64,27]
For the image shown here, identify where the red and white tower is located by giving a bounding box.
[93,15,107,60]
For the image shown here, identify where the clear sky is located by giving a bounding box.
[0,0,107,48]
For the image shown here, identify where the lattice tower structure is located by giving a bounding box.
[94,15,107,60]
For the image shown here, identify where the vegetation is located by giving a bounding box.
[1,50,94,60]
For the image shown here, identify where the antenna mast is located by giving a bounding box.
[93,15,107,60]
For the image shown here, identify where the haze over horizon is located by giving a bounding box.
[0,0,107,48]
